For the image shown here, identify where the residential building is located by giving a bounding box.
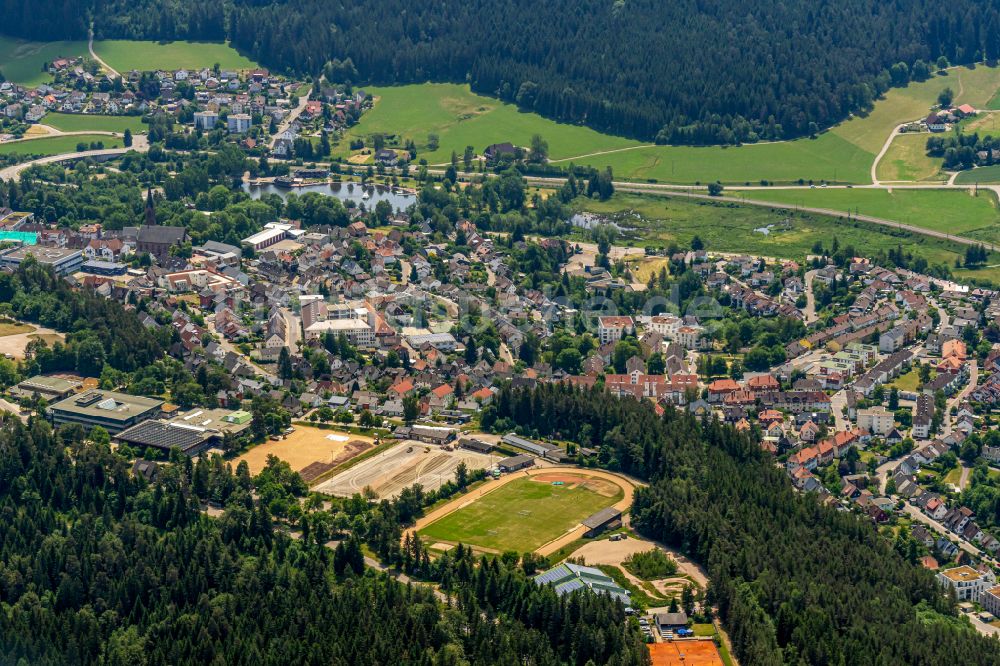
[937,566,996,602]
[598,316,635,344]
[227,113,252,133]
[857,406,894,437]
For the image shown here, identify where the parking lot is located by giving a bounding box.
[312,441,496,499]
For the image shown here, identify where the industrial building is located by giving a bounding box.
[48,390,164,434]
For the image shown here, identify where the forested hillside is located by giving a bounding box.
[482,383,1000,665]
[0,416,648,665]
[5,0,1000,143]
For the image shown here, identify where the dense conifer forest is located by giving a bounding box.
[482,383,1000,665]
[0,415,648,665]
[5,0,1000,142]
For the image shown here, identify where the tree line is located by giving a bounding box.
[482,382,1000,665]
[6,0,1000,142]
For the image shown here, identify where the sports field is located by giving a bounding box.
[0,36,87,86]
[0,134,123,158]
[236,425,374,476]
[648,641,725,666]
[735,187,1000,236]
[42,113,146,134]
[92,40,258,72]
[314,441,493,498]
[419,473,623,553]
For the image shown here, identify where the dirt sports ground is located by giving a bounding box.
[236,425,375,478]
[648,641,724,666]
[312,442,495,498]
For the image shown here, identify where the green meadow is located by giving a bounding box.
[576,192,1000,282]
[0,134,123,158]
[341,65,1000,185]
[734,187,1000,236]
[0,35,87,86]
[92,40,258,73]
[42,113,146,134]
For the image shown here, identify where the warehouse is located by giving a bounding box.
[498,454,534,472]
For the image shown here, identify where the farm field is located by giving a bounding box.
[0,36,87,86]
[0,134,123,158]
[876,133,945,182]
[236,425,374,476]
[734,187,1000,236]
[92,40,258,72]
[313,441,494,498]
[42,113,146,134]
[419,473,623,553]
[955,165,1000,184]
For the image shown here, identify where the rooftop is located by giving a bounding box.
[49,390,164,421]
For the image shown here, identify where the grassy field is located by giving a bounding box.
[338,83,641,164]
[419,475,621,552]
[578,192,992,270]
[92,40,258,72]
[0,321,34,336]
[0,134,123,158]
[577,132,874,186]
[955,165,1000,184]
[889,367,923,392]
[42,113,147,134]
[0,35,87,86]
[735,188,1000,236]
[877,133,945,182]
[341,65,1000,185]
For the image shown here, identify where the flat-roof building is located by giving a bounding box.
[48,389,164,434]
[0,245,83,275]
[10,375,80,401]
[937,565,997,602]
[304,319,375,347]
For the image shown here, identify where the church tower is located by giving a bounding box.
[145,187,156,226]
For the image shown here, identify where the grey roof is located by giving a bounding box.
[137,225,186,244]
[582,507,623,530]
[114,419,215,454]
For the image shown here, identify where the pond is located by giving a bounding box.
[242,181,416,211]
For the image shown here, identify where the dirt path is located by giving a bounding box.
[568,538,709,590]
[88,25,120,78]
[549,143,656,163]
[409,465,640,555]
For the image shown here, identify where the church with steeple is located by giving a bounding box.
[135,187,186,261]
